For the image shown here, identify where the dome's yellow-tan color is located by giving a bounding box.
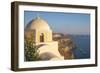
[26,17,51,31]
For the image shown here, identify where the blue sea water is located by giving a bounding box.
[71,35,90,59]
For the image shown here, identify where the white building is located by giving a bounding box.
[25,16,64,60]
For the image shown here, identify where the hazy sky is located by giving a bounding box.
[24,11,90,35]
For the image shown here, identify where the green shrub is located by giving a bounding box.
[24,33,39,61]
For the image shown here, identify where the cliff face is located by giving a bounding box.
[53,33,75,59]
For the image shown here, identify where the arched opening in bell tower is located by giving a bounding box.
[40,33,44,42]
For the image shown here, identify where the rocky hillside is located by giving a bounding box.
[53,33,75,59]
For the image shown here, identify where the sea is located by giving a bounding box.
[70,35,90,59]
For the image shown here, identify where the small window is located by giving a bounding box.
[40,33,44,42]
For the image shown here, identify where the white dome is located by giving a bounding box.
[26,17,51,31]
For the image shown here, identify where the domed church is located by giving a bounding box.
[25,16,64,60]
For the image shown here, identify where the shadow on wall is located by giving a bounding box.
[39,52,59,60]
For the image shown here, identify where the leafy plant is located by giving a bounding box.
[24,32,39,61]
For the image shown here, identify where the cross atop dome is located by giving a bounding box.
[26,15,51,31]
[36,14,41,19]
